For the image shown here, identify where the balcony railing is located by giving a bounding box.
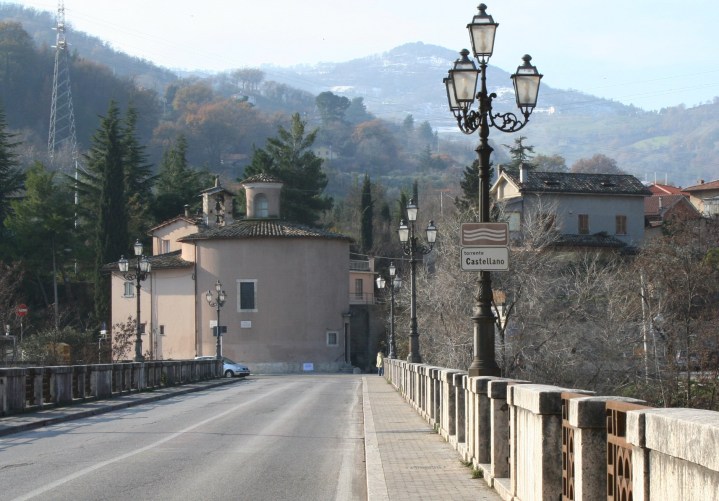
[349,260,371,272]
[350,292,376,305]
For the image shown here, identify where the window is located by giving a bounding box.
[578,214,589,235]
[159,325,165,336]
[354,279,364,300]
[616,215,627,235]
[123,281,134,297]
[238,280,257,311]
[255,194,269,218]
[160,239,170,254]
[327,331,338,346]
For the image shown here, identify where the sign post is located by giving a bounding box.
[15,304,27,343]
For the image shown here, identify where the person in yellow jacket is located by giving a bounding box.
[376,351,385,376]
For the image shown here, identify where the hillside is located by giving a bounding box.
[264,42,718,187]
[1,5,717,189]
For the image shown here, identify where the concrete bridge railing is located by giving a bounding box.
[0,359,222,416]
[385,358,719,501]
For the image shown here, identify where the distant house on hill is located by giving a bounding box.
[491,165,651,250]
[683,179,719,217]
[644,183,702,239]
[110,175,355,373]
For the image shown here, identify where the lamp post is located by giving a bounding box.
[398,200,437,363]
[118,239,152,362]
[444,3,542,376]
[376,262,402,359]
[205,280,226,360]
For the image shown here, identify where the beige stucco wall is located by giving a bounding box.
[151,268,196,360]
[111,268,195,360]
[110,273,154,360]
[195,237,350,368]
[152,220,199,255]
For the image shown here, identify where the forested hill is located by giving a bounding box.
[0,4,177,92]
[1,4,718,189]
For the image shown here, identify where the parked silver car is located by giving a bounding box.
[195,356,251,378]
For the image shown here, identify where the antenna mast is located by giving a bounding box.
[48,0,78,172]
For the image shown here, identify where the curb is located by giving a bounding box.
[363,376,389,500]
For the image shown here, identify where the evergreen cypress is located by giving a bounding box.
[84,101,127,324]
[360,174,373,253]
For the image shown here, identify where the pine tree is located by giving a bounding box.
[0,105,21,252]
[5,162,75,309]
[154,135,211,222]
[502,136,534,177]
[243,113,332,227]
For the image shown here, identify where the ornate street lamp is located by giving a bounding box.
[376,262,402,359]
[206,280,226,360]
[398,200,437,363]
[444,3,542,377]
[118,239,152,362]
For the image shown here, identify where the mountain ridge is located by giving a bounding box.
[1,5,717,187]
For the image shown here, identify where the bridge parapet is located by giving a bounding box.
[0,359,222,417]
[385,358,719,501]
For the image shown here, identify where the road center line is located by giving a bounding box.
[12,383,291,501]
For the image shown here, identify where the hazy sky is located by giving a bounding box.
[7,0,719,111]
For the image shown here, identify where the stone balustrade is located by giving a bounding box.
[0,359,222,416]
[385,358,719,501]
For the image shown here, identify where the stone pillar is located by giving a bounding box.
[440,370,460,440]
[453,372,467,449]
[465,376,499,468]
[72,365,87,399]
[487,378,529,487]
[508,384,591,501]
[567,396,645,501]
[628,408,719,501]
[430,368,441,427]
[0,368,27,415]
[49,366,73,404]
[92,364,113,398]
[27,367,44,408]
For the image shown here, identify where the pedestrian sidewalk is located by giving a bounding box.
[0,378,238,437]
[362,375,500,501]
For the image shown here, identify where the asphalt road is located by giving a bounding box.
[0,375,366,501]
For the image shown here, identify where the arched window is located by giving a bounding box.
[255,194,269,218]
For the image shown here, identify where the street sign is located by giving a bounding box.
[15,304,28,317]
[460,223,508,246]
[461,247,510,271]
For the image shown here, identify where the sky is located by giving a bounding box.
[6,0,719,111]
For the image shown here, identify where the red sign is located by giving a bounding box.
[16,304,28,317]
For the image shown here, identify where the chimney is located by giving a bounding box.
[519,162,528,183]
[184,204,190,217]
[658,196,663,211]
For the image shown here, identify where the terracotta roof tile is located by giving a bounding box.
[240,173,283,184]
[179,219,352,242]
[684,179,719,192]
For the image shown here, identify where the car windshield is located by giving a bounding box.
[223,357,236,364]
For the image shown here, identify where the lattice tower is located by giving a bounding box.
[48,0,78,172]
